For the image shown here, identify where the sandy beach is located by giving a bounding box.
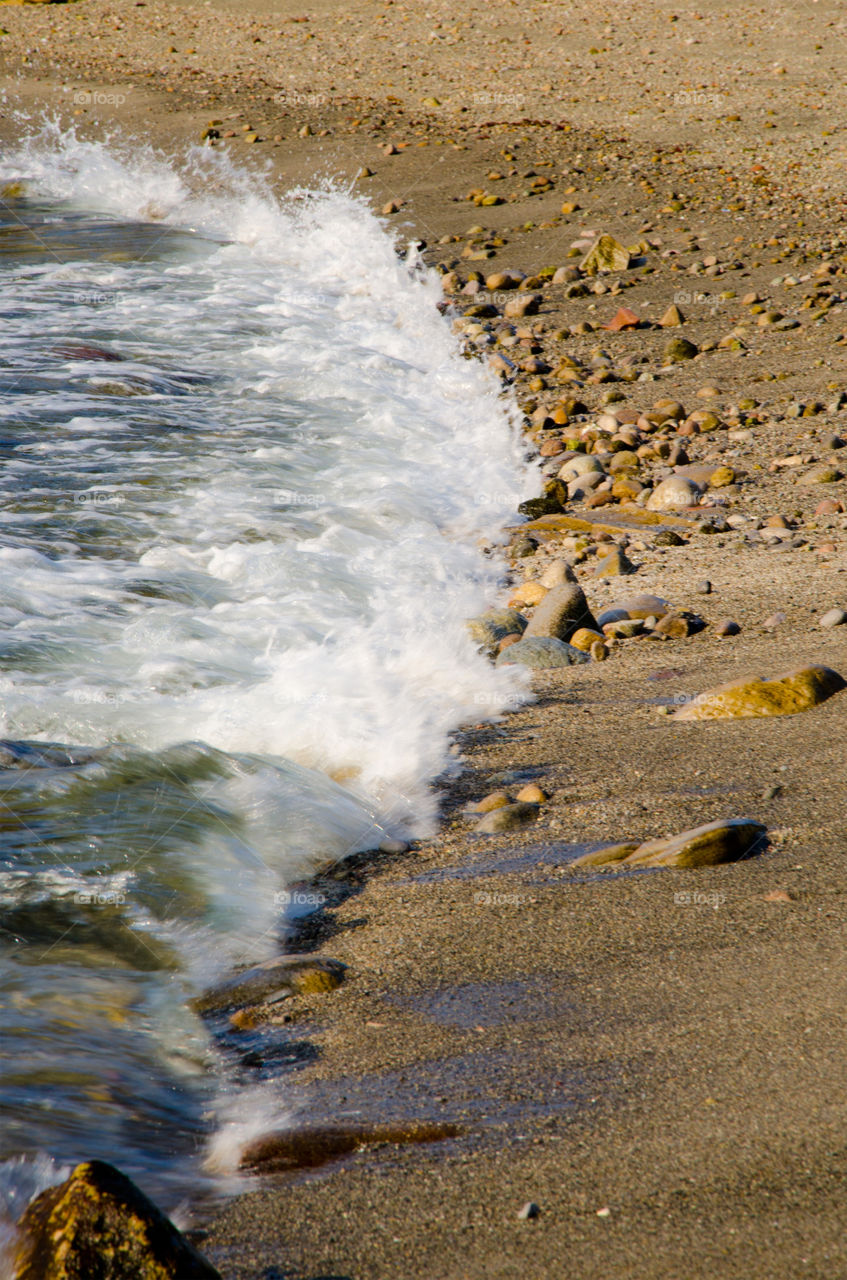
[2,1,847,1276]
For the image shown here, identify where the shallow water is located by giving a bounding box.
[0,122,533,1240]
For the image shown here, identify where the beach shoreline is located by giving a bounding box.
[2,2,847,1276]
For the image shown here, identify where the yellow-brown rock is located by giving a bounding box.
[509,581,548,607]
[673,665,846,721]
[14,1161,221,1280]
[569,627,604,651]
[471,790,512,813]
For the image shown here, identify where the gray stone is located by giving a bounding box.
[495,636,590,669]
[523,582,597,642]
[467,608,527,653]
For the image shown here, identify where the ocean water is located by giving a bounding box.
[0,122,533,1252]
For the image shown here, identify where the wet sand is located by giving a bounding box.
[1,2,847,1277]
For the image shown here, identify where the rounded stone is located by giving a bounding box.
[495,636,590,669]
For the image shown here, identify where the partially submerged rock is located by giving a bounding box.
[193,954,346,1015]
[673,665,846,720]
[571,818,768,870]
[14,1160,221,1280]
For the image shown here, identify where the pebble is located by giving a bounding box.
[515,784,548,804]
[762,612,787,630]
[820,608,847,628]
[716,619,741,637]
[593,546,635,577]
[518,1202,541,1221]
[696,580,713,595]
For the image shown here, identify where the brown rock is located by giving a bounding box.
[193,955,346,1015]
[476,802,539,833]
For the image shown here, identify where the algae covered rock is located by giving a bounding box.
[14,1160,221,1280]
[673,665,845,721]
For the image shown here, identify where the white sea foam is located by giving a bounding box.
[0,122,534,843]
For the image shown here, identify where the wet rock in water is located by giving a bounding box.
[193,954,346,1015]
[495,636,590,669]
[570,818,767,870]
[476,801,539,833]
[467,608,528,655]
[672,665,846,720]
[646,476,701,510]
[524,582,598,643]
[820,608,847,628]
[593,546,635,577]
[13,1160,221,1280]
[581,234,631,275]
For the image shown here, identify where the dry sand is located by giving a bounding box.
[1,2,847,1277]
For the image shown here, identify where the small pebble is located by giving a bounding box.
[518,1202,541,1220]
[696,580,713,595]
[716,619,740,637]
[820,608,847,628]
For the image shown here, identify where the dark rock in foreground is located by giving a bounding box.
[14,1160,221,1280]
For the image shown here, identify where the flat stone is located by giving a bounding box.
[495,636,590,669]
[673,665,846,720]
